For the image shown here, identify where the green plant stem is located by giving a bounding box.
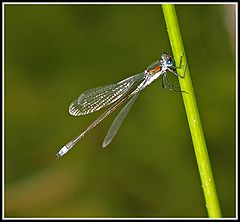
[162,4,222,218]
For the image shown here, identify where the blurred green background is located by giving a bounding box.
[4,4,236,218]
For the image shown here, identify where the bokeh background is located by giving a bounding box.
[4,4,236,218]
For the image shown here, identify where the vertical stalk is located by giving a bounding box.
[162,4,222,218]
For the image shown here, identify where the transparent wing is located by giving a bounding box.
[69,73,144,116]
[102,91,140,148]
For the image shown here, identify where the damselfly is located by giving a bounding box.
[56,52,185,159]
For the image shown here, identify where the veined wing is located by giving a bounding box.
[69,72,145,116]
[102,91,140,148]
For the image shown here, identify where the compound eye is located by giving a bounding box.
[161,52,168,60]
[167,59,172,65]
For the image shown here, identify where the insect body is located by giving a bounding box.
[56,52,184,159]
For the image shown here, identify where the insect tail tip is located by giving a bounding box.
[56,153,61,159]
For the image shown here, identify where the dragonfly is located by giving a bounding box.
[56,52,185,159]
